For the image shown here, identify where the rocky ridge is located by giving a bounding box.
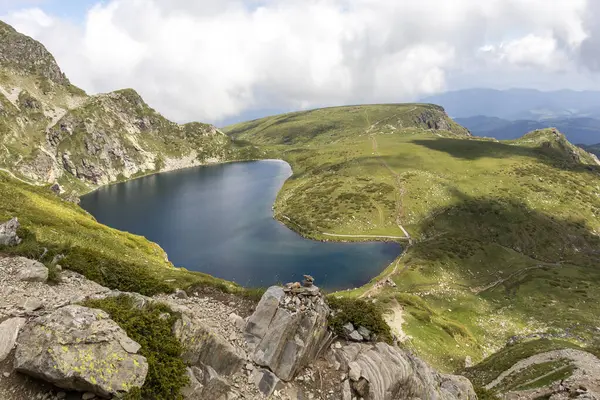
[0,20,257,195]
[515,128,600,167]
[0,21,69,86]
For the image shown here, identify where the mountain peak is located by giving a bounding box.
[516,128,600,166]
[0,19,70,86]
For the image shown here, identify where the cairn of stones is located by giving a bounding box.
[281,275,323,312]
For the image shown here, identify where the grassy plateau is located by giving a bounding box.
[226,104,600,375]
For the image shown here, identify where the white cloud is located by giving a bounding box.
[479,34,570,72]
[2,0,598,123]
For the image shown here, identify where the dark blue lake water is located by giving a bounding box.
[80,161,401,290]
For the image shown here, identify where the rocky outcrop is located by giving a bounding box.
[331,342,476,400]
[517,129,600,167]
[244,282,331,381]
[0,254,479,400]
[412,105,471,136]
[0,21,69,86]
[14,305,148,398]
[35,88,239,187]
[0,217,21,246]
[173,313,247,377]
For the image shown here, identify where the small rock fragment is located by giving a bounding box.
[228,313,246,331]
[349,330,364,342]
[174,289,188,299]
[0,217,21,246]
[342,322,355,336]
[357,326,371,341]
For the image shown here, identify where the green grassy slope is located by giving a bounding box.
[0,171,242,295]
[225,106,600,374]
[228,103,470,145]
[464,339,598,392]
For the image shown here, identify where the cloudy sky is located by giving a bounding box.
[2,0,600,125]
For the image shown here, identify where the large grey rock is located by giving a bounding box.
[244,285,331,381]
[173,313,246,377]
[14,305,147,398]
[333,342,476,400]
[0,317,26,362]
[245,286,285,342]
[0,218,21,246]
[13,257,48,282]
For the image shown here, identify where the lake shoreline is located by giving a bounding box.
[80,160,402,290]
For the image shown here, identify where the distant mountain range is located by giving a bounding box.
[423,88,600,148]
[422,88,600,121]
[454,115,600,145]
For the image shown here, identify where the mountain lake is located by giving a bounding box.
[80,160,401,290]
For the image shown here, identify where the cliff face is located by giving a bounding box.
[0,21,256,194]
[42,89,239,187]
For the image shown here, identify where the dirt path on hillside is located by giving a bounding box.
[353,109,418,300]
[371,134,411,241]
[384,299,409,342]
[358,252,416,299]
[322,233,410,240]
[0,168,41,186]
[360,260,399,299]
[485,349,600,390]
[365,110,413,244]
[471,262,562,295]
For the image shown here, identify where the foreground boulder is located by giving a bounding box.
[244,284,331,381]
[14,305,148,398]
[0,217,21,246]
[332,342,476,400]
